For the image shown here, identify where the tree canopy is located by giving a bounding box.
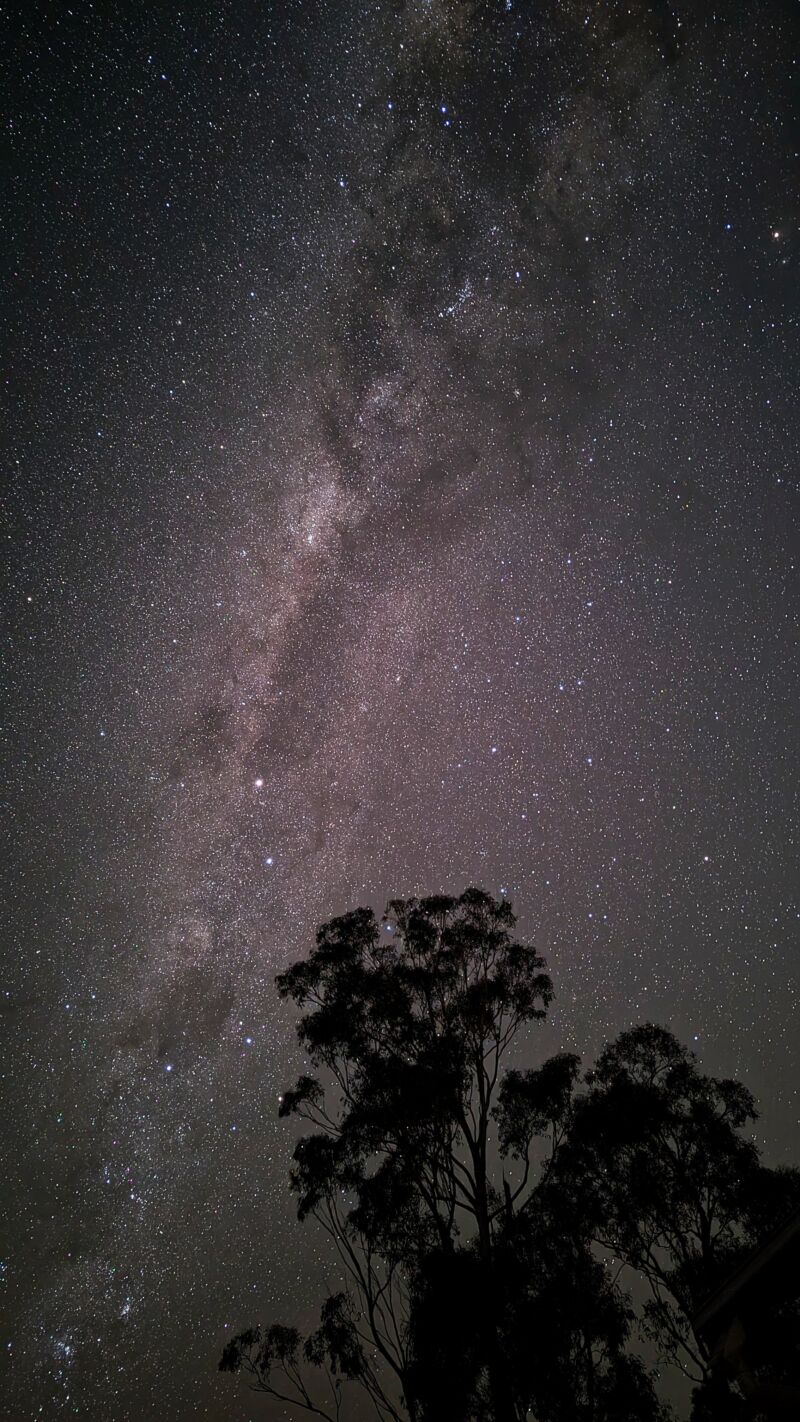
[553,1023,800,1415]
[220,890,799,1422]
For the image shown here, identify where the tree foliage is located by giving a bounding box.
[220,894,797,1422]
[555,1024,800,1415]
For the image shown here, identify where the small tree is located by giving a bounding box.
[220,890,661,1422]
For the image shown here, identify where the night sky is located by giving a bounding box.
[4,2,799,1417]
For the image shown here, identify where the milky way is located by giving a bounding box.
[5,3,799,1417]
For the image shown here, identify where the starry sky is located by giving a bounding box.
[4,2,799,1417]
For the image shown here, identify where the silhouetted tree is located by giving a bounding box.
[555,1024,800,1417]
[493,1050,668,1422]
[220,890,662,1422]
[221,898,797,1420]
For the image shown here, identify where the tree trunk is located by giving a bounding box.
[472,1106,518,1422]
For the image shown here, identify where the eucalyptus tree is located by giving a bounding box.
[556,1024,800,1417]
[220,889,661,1422]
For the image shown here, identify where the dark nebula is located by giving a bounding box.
[4,2,799,1416]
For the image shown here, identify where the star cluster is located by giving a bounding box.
[4,3,799,1417]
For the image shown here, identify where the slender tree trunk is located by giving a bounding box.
[472,1099,518,1422]
[584,1325,595,1422]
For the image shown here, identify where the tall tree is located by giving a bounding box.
[220,890,661,1422]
